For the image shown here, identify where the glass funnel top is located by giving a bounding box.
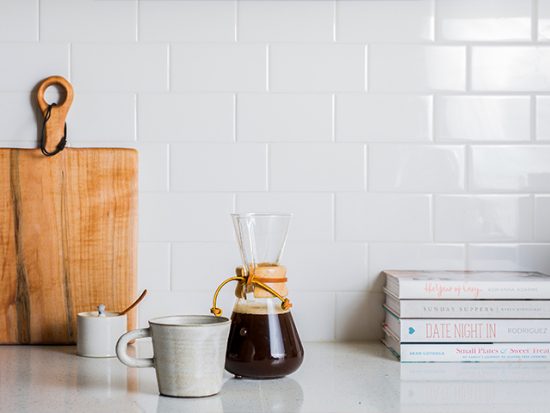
[231,213,292,273]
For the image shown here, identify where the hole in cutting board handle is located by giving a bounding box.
[36,76,74,114]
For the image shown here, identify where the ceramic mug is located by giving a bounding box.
[116,315,231,398]
[77,311,127,358]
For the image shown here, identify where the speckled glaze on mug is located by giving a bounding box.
[116,315,231,398]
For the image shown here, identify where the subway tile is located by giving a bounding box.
[171,143,267,191]
[536,96,550,140]
[139,1,235,42]
[270,143,364,191]
[368,243,465,291]
[237,94,332,142]
[369,144,465,192]
[539,0,550,40]
[171,242,240,292]
[437,0,531,41]
[270,44,365,92]
[137,143,169,192]
[284,243,367,292]
[435,96,530,142]
[468,244,550,274]
[335,292,385,341]
[336,194,432,241]
[472,47,550,91]
[70,93,135,141]
[0,93,37,140]
[435,195,532,242]
[41,0,136,42]
[470,146,550,192]
[535,196,550,241]
[138,94,234,142]
[291,292,335,341]
[235,193,333,241]
[0,44,68,91]
[336,0,434,42]
[335,94,432,142]
[72,44,168,92]
[138,242,171,291]
[139,193,234,242]
[0,0,38,41]
[171,44,266,92]
[238,0,333,42]
[369,45,466,92]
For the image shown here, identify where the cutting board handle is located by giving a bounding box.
[37,76,74,155]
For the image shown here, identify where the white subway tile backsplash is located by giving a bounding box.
[270,143,365,191]
[536,96,550,140]
[0,0,38,42]
[369,45,466,92]
[0,93,37,140]
[171,242,241,292]
[535,196,550,241]
[368,243,465,290]
[138,242,171,291]
[41,0,136,42]
[435,195,533,242]
[539,0,550,41]
[284,243,367,292]
[237,94,332,142]
[238,1,333,42]
[270,44,365,92]
[72,44,168,92]
[472,47,550,91]
[138,94,234,142]
[139,193,234,242]
[137,143,169,192]
[0,44,68,91]
[70,93,135,141]
[139,1,235,42]
[335,292,385,341]
[436,0,531,41]
[235,193,333,241]
[291,292,335,341]
[336,194,432,241]
[369,145,465,192]
[435,96,530,142]
[468,244,550,274]
[470,146,550,192]
[171,44,266,92]
[336,95,432,142]
[171,143,266,191]
[336,0,434,43]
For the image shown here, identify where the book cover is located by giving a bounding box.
[383,331,550,362]
[384,290,550,319]
[384,270,550,299]
[384,309,550,343]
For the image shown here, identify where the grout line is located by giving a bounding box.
[37,0,41,42]
[533,0,539,42]
[332,0,337,42]
[234,0,238,42]
[432,0,438,42]
[136,0,140,42]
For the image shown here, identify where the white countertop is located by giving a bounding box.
[2,342,550,413]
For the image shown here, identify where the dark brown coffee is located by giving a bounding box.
[225,311,304,379]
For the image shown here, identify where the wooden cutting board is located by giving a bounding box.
[0,76,138,344]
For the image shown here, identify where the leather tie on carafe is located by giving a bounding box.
[210,265,292,317]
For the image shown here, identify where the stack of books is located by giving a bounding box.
[382,270,550,362]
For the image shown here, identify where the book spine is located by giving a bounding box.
[400,319,550,343]
[396,299,550,319]
[399,280,550,299]
[399,342,550,362]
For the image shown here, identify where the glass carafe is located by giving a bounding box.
[211,213,304,379]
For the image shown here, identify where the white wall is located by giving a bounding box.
[2,0,550,341]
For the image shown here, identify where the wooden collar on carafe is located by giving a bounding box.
[236,263,288,299]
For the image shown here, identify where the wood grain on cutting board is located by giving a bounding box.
[0,147,138,344]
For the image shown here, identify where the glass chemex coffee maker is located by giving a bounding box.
[210,213,304,379]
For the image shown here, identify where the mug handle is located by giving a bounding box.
[116,328,154,368]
